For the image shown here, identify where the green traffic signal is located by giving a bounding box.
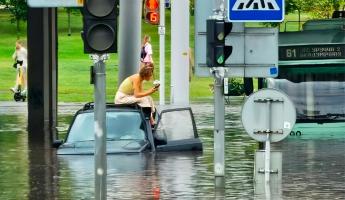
[217,32,225,41]
[217,55,224,65]
[206,19,233,67]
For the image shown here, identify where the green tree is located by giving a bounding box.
[305,0,345,18]
[190,0,194,16]
[264,0,344,28]
[0,0,28,35]
[285,0,311,30]
[261,0,311,28]
[286,0,345,18]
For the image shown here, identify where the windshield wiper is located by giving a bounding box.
[74,138,122,142]
[326,113,345,118]
[106,138,120,141]
[299,113,345,119]
[72,137,143,142]
[72,139,94,142]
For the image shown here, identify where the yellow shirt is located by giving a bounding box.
[118,77,134,95]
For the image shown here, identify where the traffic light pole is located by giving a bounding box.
[209,0,227,189]
[212,68,226,188]
[91,54,108,200]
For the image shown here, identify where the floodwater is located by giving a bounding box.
[0,99,344,199]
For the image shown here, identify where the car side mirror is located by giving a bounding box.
[52,140,63,148]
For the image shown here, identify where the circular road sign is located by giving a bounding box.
[241,88,296,142]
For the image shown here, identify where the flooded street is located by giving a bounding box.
[0,99,344,199]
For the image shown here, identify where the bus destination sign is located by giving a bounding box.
[279,44,345,61]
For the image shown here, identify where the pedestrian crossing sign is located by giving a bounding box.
[228,0,284,22]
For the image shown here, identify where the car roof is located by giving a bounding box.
[79,102,142,113]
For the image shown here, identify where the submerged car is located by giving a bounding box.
[55,103,203,154]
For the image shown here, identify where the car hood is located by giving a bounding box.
[57,140,149,155]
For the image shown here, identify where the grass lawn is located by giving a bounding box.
[0,9,312,102]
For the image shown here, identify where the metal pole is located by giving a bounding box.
[159,0,165,105]
[171,0,190,105]
[27,8,58,135]
[265,135,271,183]
[118,0,142,84]
[91,54,108,200]
[212,68,225,188]
[212,0,226,189]
[265,100,271,183]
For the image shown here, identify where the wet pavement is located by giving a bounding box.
[0,101,84,115]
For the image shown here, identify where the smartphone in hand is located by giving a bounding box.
[153,80,160,88]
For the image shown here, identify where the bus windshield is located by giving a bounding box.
[268,74,345,123]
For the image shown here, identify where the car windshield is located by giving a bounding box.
[67,111,146,143]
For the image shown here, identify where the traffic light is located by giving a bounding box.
[144,0,160,25]
[206,19,233,67]
[82,0,118,54]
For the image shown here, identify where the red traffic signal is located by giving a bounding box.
[146,0,158,9]
[145,0,159,25]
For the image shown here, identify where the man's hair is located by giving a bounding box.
[139,62,154,79]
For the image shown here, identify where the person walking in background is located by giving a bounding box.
[114,62,159,125]
[140,35,154,64]
[11,40,28,95]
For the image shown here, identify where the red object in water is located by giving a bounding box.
[153,187,160,199]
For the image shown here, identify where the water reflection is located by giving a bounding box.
[279,137,345,199]
[0,115,29,199]
[28,131,58,200]
[58,152,205,199]
[0,100,344,199]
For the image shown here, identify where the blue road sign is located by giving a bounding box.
[228,0,284,22]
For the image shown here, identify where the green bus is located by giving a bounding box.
[269,16,345,138]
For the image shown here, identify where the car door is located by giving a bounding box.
[155,107,202,151]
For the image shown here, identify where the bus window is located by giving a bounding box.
[267,77,345,123]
